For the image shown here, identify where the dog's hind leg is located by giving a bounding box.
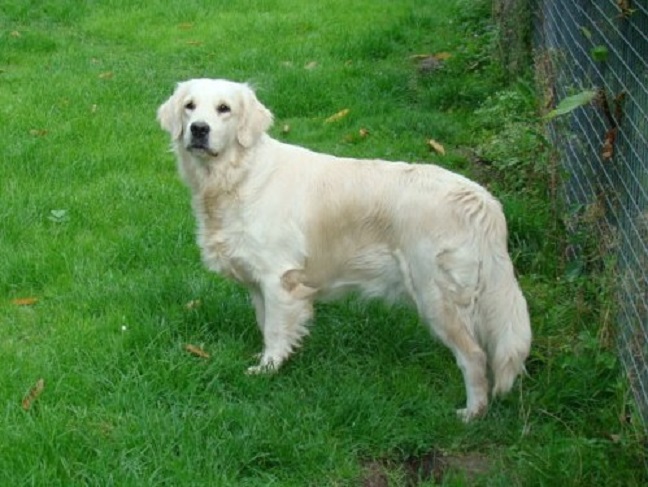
[399,250,488,421]
[417,281,489,422]
[246,277,314,374]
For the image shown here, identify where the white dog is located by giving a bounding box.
[158,79,531,421]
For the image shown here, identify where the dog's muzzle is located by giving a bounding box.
[187,122,218,157]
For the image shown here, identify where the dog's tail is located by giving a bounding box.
[465,189,532,397]
[478,252,532,396]
[446,187,531,397]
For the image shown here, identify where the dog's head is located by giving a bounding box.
[157,79,273,158]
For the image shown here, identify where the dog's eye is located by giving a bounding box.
[184,101,196,110]
[216,103,231,114]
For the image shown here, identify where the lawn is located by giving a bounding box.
[1,0,646,485]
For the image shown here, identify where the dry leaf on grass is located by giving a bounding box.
[427,139,446,155]
[22,378,45,411]
[602,127,617,160]
[410,52,452,61]
[433,52,452,61]
[185,344,210,359]
[29,129,48,137]
[343,128,371,143]
[185,299,202,310]
[324,108,350,124]
[98,71,113,79]
[12,297,38,306]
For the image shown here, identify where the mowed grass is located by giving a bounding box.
[1,0,646,485]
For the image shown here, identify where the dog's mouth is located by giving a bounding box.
[187,142,219,158]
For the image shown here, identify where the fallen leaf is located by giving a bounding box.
[617,0,635,18]
[29,129,48,137]
[98,71,113,79]
[324,108,350,124]
[410,52,452,61]
[602,127,617,160]
[304,61,318,70]
[544,85,555,110]
[185,344,210,359]
[178,22,194,30]
[22,378,45,411]
[185,299,201,310]
[434,51,452,61]
[12,297,38,306]
[359,128,370,138]
[10,31,21,38]
[186,40,203,46]
[427,139,446,155]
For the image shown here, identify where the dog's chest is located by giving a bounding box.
[194,189,258,283]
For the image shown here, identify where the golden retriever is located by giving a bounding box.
[157,78,531,421]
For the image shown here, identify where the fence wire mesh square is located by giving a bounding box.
[533,0,648,425]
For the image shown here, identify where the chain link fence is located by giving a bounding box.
[531,0,648,425]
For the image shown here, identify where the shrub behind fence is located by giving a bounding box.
[532,0,648,425]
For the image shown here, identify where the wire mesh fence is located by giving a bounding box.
[532,0,648,425]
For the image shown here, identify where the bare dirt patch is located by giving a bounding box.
[362,449,490,486]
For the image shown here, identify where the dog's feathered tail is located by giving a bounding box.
[478,252,532,397]
[461,190,531,397]
[448,187,532,398]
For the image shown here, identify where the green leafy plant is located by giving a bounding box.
[544,90,598,119]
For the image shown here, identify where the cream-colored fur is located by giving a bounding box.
[158,78,532,421]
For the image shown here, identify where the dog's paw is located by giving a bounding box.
[456,408,474,423]
[246,364,274,375]
[456,405,486,423]
[246,356,279,375]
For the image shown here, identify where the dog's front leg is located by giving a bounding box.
[248,286,265,331]
[246,281,313,374]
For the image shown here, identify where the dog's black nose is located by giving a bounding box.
[190,122,210,138]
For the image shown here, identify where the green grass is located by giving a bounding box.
[1,0,646,485]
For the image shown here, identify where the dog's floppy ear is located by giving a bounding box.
[237,84,273,148]
[157,82,186,140]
